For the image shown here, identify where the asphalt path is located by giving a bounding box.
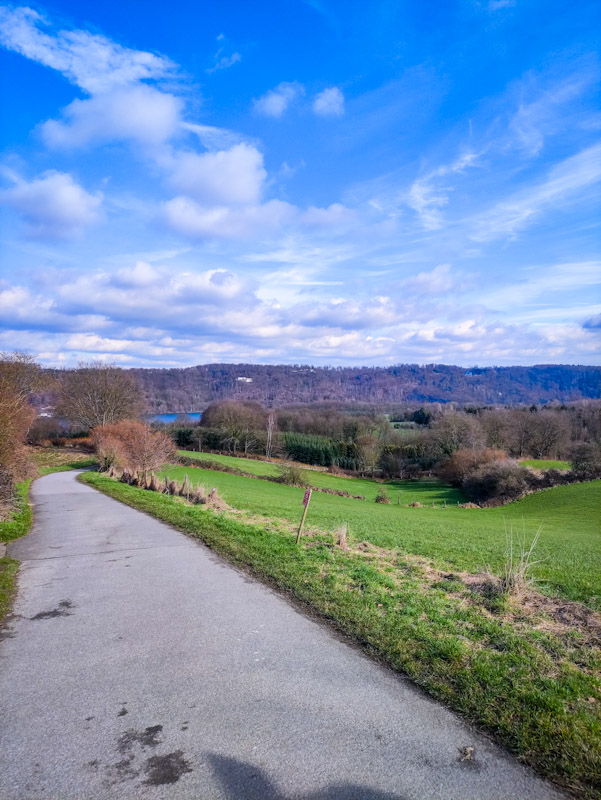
[0,471,565,800]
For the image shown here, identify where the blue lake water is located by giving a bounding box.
[146,412,202,424]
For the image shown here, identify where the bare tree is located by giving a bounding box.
[57,363,143,429]
[429,411,484,459]
[480,410,512,451]
[265,411,276,460]
[356,434,381,475]
[201,401,266,455]
[525,411,570,459]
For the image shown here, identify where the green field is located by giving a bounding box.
[520,459,572,470]
[165,461,601,608]
[178,450,465,503]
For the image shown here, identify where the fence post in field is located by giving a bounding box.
[296,489,312,544]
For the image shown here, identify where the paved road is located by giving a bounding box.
[0,471,564,800]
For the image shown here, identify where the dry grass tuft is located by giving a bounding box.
[335,523,349,550]
[501,524,542,598]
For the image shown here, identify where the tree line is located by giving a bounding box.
[163,398,601,491]
[125,362,601,410]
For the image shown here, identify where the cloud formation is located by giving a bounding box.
[206,33,241,73]
[0,6,176,93]
[0,170,102,238]
[0,254,597,367]
[42,85,183,148]
[312,87,345,116]
[164,143,267,205]
[253,82,304,117]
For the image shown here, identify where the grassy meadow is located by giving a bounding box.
[520,459,572,470]
[0,481,31,622]
[178,449,465,502]
[165,457,600,609]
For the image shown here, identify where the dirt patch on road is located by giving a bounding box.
[144,751,192,785]
[30,599,74,620]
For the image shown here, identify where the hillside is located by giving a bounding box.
[128,363,601,411]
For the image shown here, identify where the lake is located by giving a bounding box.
[146,412,202,424]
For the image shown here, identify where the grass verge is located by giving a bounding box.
[0,481,32,543]
[29,447,96,475]
[0,481,32,623]
[80,470,601,799]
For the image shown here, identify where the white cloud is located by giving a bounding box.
[181,122,244,150]
[206,33,241,74]
[407,179,449,231]
[312,87,345,117]
[295,295,399,330]
[301,203,357,228]
[42,85,183,148]
[1,257,599,367]
[407,152,478,230]
[206,51,241,73]
[479,261,601,308]
[165,143,267,205]
[114,261,161,288]
[0,170,102,238]
[253,82,304,118]
[0,7,186,152]
[0,6,176,94]
[402,264,456,295]
[504,71,596,157]
[162,197,296,239]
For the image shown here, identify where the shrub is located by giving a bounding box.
[275,464,309,487]
[570,443,601,480]
[66,436,95,452]
[439,448,507,486]
[0,353,39,491]
[92,420,176,478]
[27,416,64,445]
[375,488,390,504]
[462,460,529,504]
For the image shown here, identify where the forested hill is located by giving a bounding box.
[129,363,601,412]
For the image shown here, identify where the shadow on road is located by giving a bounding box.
[207,753,407,799]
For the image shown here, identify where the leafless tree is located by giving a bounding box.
[480,410,512,451]
[56,362,143,429]
[201,401,266,455]
[429,411,484,458]
[265,411,276,460]
[356,434,381,475]
[524,411,570,459]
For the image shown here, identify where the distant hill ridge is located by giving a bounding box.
[128,363,601,411]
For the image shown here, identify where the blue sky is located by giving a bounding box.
[0,0,599,368]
